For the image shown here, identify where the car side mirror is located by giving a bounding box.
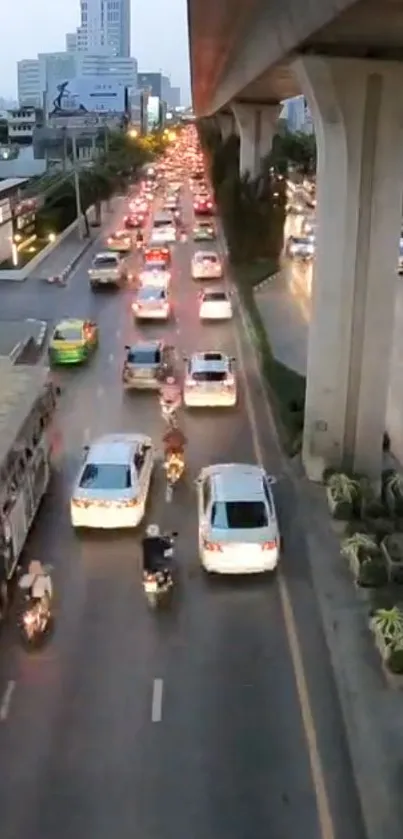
[124,345,130,351]
[230,356,236,362]
[83,445,89,453]
[194,478,201,486]
[172,530,178,537]
[183,356,188,362]
[266,475,277,486]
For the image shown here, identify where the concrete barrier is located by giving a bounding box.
[0,205,96,282]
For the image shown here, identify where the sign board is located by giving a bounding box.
[0,198,11,225]
[47,77,126,118]
[147,96,160,130]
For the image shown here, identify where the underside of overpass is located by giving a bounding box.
[188,0,403,115]
[188,0,403,482]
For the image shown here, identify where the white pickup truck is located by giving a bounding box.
[88,252,128,288]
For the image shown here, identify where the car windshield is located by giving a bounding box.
[138,287,165,301]
[53,326,82,341]
[127,348,160,365]
[94,256,118,267]
[203,292,227,302]
[211,501,268,529]
[292,237,310,246]
[192,369,226,382]
[79,463,131,490]
[197,254,217,263]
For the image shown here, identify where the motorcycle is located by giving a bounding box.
[164,452,185,487]
[160,400,179,427]
[143,534,177,609]
[19,600,51,648]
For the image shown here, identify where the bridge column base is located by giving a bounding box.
[294,56,403,483]
[232,103,280,178]
[217,113,235,141]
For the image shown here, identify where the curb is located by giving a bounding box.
[48,234,94,287]
[9,319,48,362]
[253,272,281,292]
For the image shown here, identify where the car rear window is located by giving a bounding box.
[203,292,227,302]
[93,255,118,267]
[196,254,217,263]
[127,348,160,365]
[79,463,131,490]
[143,262,167,272]
[138,287,165,300]
[192,369,226,382]
[211,501,268,529]
[153,217,173,228]
[53,327,82,341]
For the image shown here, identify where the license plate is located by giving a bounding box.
[144,581,157,593]
[133,368,151,377]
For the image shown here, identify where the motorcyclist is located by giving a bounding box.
[136,228,144,247]
[18,560,52,611]
[142,524,173,585]
[159,375,182,416]
[163,426,187,458]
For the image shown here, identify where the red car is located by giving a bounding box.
[143,246,171,267]
[124,214,144,229]
[193,195,214,215]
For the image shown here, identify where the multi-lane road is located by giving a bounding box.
[0,183,366,839]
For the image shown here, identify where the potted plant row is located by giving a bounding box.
[341,533,388,588]
[369,606,403,674]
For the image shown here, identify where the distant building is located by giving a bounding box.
[69,0,131,57]
[76,53,137,90]
[281,95,313,134]
[169,86,181,108]
[38,52,77,112]
[7,107,43,146]
[138,72,163,99]
[65,33,78,53]
[17,60,41,107]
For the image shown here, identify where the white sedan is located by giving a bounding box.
[199,289,233,320]
[132,286,171,320]
[138,266,171,289]
[70,433,154,529]
[196,463,279,574]
[191,251,223,280]
[183,351,236,407]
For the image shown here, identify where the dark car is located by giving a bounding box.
[122,341,175,390]
[124,214,144,230]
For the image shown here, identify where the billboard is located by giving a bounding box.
[47,77,127,118]
[147,96,160,130]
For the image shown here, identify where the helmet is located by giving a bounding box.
[146,523,160,538]
[166,376,175,385]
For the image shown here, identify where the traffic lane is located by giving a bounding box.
[231,266,367,838]
[0,199,129,323]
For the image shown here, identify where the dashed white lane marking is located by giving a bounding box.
[0,680,16,721]
[151,679,163,722]
[83,427,91,443]
[165,484,173,503]
[96,385,104,398]
[108,353,114,363]
[116,329,121,338]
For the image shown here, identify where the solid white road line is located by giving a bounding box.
[151,679,163,722]
[231,285,336,839]
[0,680,16,721]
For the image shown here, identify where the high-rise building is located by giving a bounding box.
[73,0,130,57]
[17,60,41,107]
[65,33,78,52]
[38,52,77,114]
[169,86,181,108]
[76,53,137,89]
[138,72,163,98]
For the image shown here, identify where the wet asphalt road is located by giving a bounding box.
[0,184,367,839]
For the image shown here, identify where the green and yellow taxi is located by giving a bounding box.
[48,318,98,365]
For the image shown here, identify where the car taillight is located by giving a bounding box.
[185,378,197,387]
[207,202,212,208]
[262,540,277,550]
[224,376,234,388]
[203,539,222,552]
[72,498,90,509]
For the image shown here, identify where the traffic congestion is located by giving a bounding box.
[0,124,365,839]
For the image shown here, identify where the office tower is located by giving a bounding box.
[77,0,130,57]
[17,60,41,107]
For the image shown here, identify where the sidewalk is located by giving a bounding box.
[33,228,90,280]
[254,260,403,839]
[254,263,309,375]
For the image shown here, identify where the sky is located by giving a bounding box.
[0,0,191,104]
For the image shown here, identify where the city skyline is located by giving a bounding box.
[0,0,190,104]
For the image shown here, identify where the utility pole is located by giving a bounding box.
[71,133,84,238]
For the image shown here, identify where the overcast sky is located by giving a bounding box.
[0,0,190,103]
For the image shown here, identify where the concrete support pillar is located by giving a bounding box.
[293,56,403,482]
[232,103,280,178]
[217,112,235,141]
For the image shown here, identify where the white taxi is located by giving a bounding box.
[199,289,233,320]
[150,212,176,244]
[183,351,236,407]
[196,463,279,574]
[70,433,154,529]
[191,251,222,280]
[132,285,171,320]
